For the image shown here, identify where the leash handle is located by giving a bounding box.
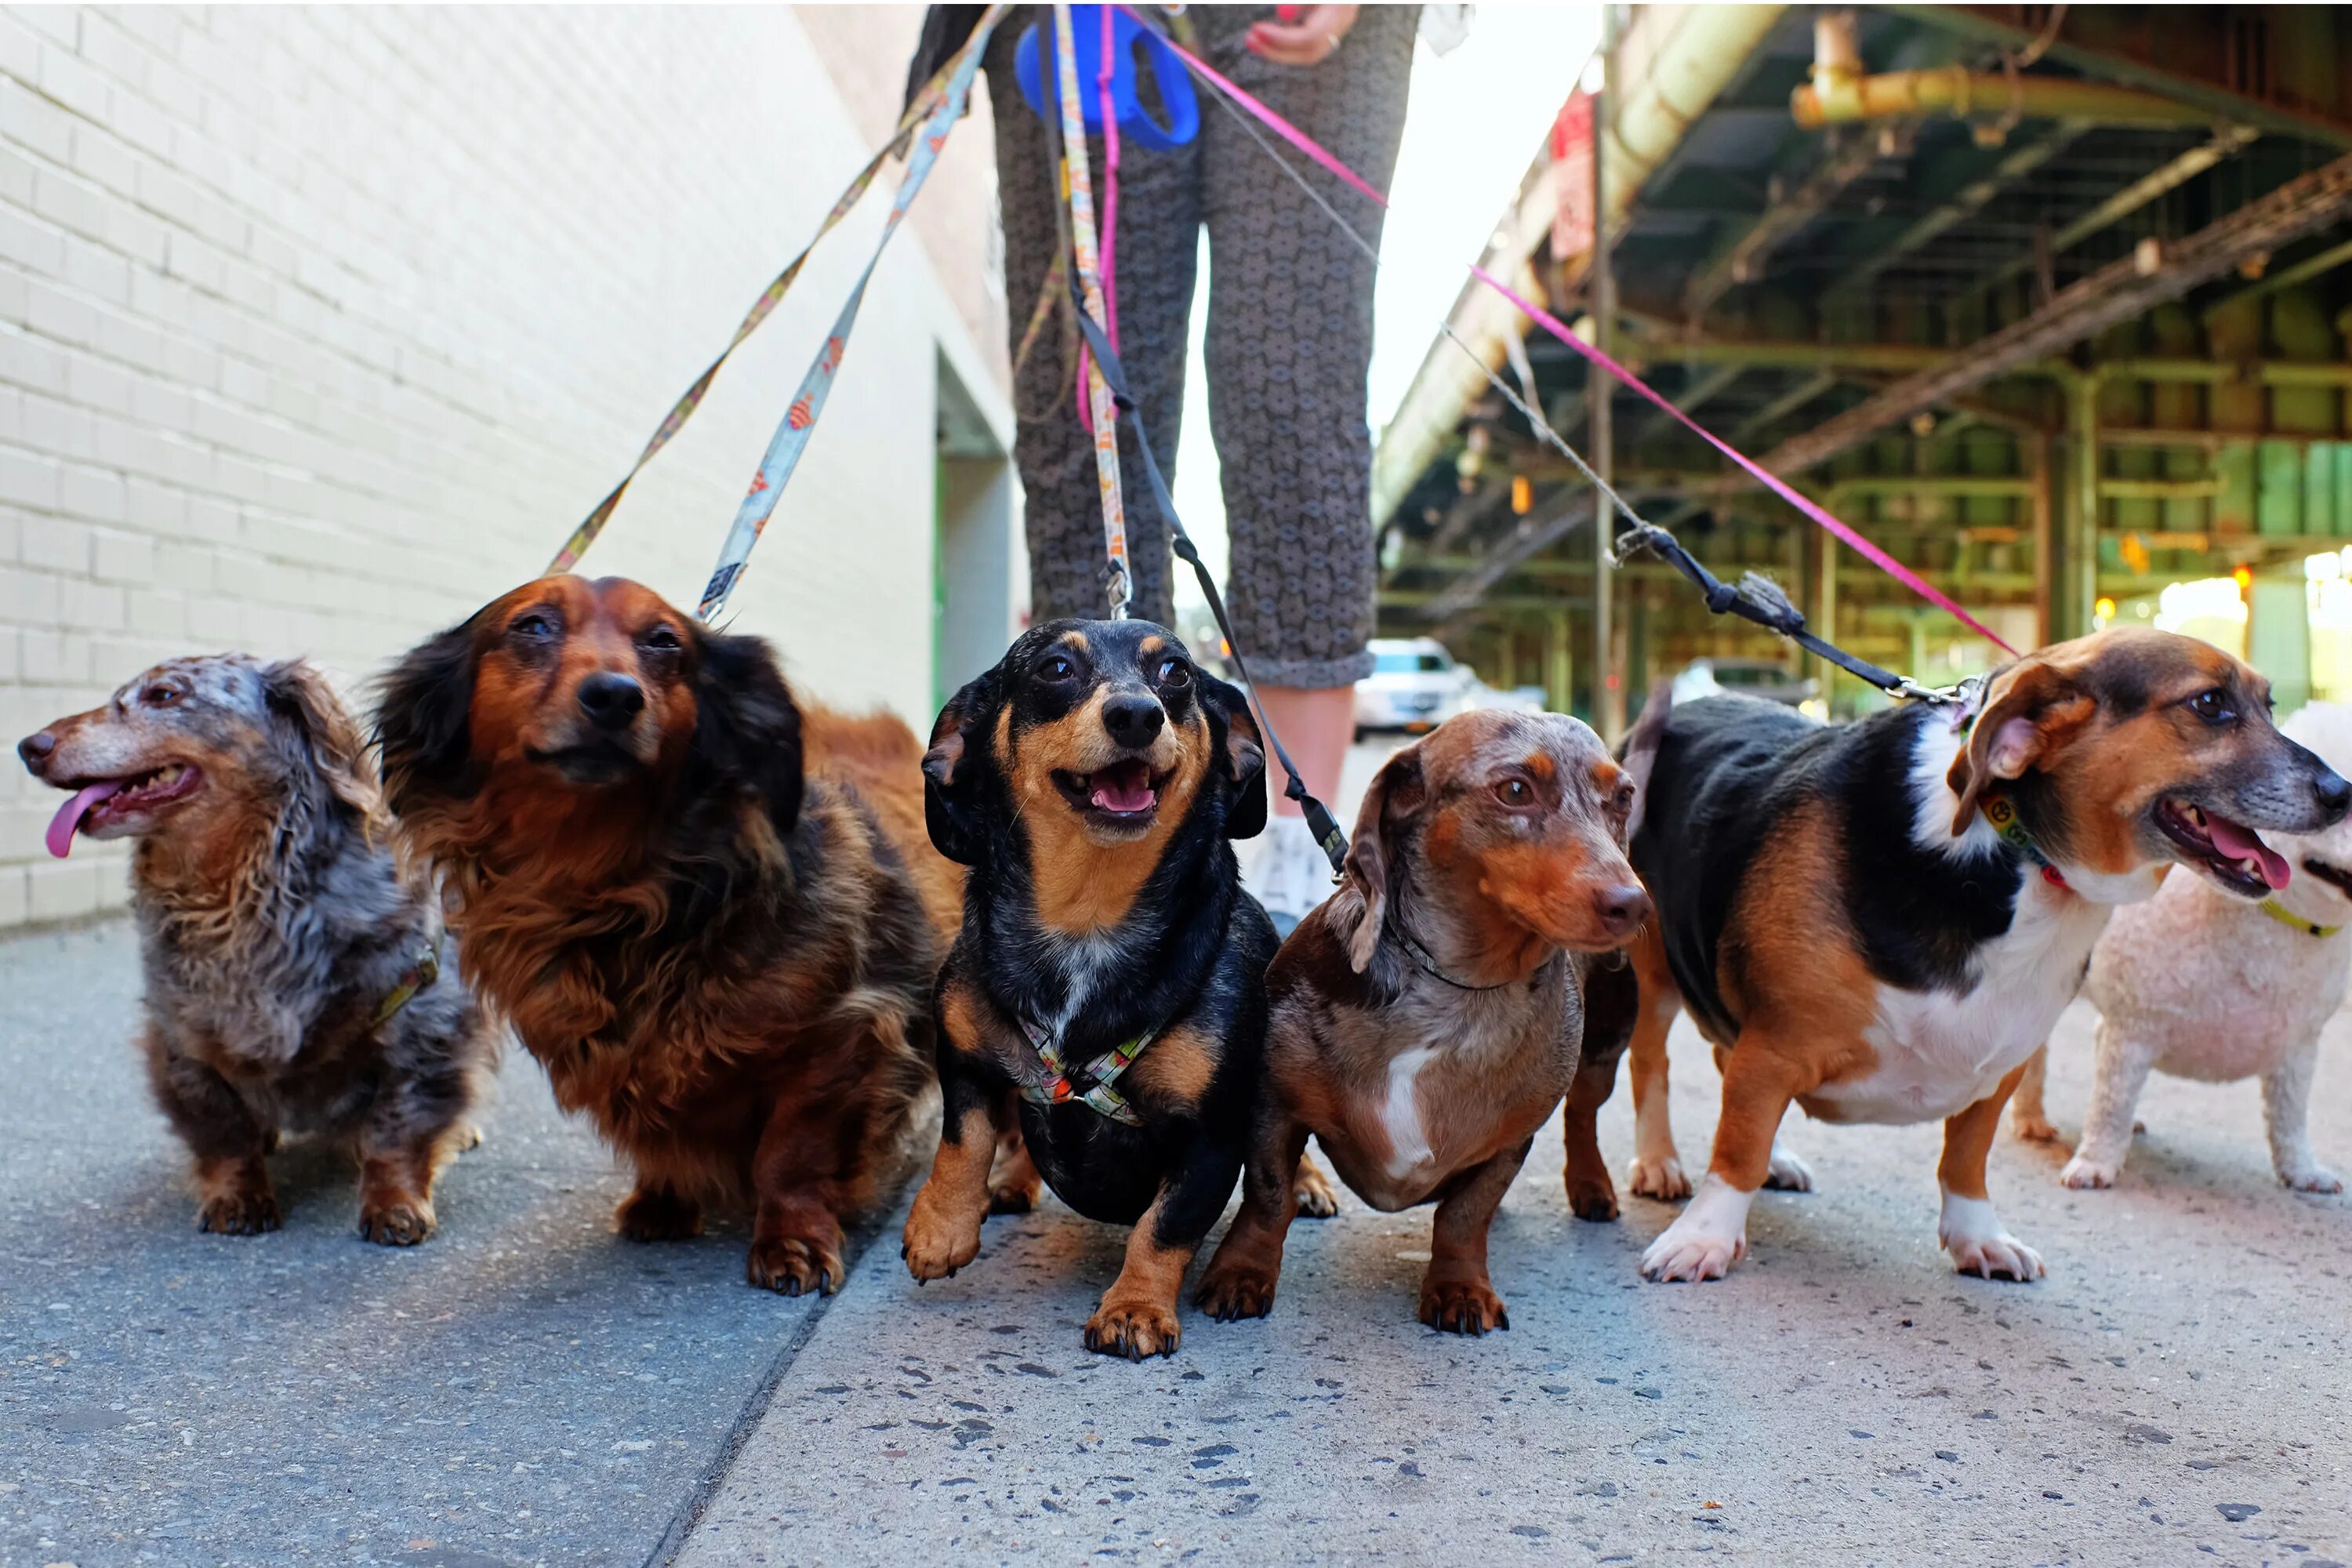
[1615,523,1958,706]
[1069,307,1349,876]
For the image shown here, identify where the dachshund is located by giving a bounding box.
[376,575,960,1294]
[1196,710,1650,1334]
[900,618,1283,1359]
[20,655,496,1243]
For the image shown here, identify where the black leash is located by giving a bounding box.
[1068,307,1351,874]
[1613,521,1960,707]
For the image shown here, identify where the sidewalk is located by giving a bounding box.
[5,893,2351,1565]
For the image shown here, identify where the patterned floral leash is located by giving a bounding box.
[693,7,1007,622]
[1050,2,1134,619]
[549,20,1000,579]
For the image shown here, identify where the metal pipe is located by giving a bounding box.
[1794,66,2241,132]
[1592,3,1620,742]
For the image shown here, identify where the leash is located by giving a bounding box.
[1388,920,1552,993]
[547,29,996,577]
[1050,2,1134,618]
[692,6,1007,622]
[1017,1014,1157,1125]
[1067,306,1349,873]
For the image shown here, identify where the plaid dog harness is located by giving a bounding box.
[1016,1015,1160,1127]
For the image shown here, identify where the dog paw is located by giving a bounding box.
[197,1190,281,1236]
[902,1185,984,1282]
[1196,1261,1279,1322]
[1944,1232,2045,1281]
[2280,1164,2344,1194]
[357,1200,435,1247]
[1418,1276,1508,1335]
[1939,1192,2045,1281]
[453,1121,486,1153]
[2058,1155,2118,1190]
[1627,1152,1692,1201]
[986,1174,1040,1216]
[1639,1222,1743,1283]
[748,1234,844,1296]
[1084,1298,1181,1360]
[1292,1159,1341,1220]
[2011,1111,2060,1143]
[615,1187,703,1242]
[1763,1143,1815,1192]
[1566,1172,1620,1222]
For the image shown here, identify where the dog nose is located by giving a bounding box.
[17,731,55,773]
[1101,693,1165,749]
[1594,884,1652,939]
[2318,767,2351,819]
[576,672,645,732]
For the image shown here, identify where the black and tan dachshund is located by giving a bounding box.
[900,617,1283,1359]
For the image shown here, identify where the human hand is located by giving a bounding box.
[1246,5,1359,66]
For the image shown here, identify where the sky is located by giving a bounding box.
[1168,3,1603,593]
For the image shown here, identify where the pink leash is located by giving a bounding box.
[1469,267,2019,656]
[1124,3,2016,658]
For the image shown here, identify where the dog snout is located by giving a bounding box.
[576,672,645,733]
[1593,883,1652,940]
[1100,692,1165,750]
[17,730,55,775]
[2315,764,2351,822]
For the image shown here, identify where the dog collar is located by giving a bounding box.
[368,943,441,1029]
[1388,922,1554,993]
[1980,796,2070,891]
[1016,1015,1156,1126]
[2258,898,2341,939]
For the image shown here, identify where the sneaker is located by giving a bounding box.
[1245,814,1337,939]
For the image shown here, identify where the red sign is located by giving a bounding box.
[1552,90,1595,262]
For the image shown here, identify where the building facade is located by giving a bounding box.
[0,5,1022,927]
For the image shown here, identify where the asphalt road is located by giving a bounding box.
[4,735,2350,1566]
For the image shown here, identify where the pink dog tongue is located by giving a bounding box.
[1091,765,1156,814]
[44,782,122,859]
[2207,814,2291,889]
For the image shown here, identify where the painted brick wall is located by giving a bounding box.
[0,5,1017,927]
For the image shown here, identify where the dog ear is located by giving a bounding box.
[264,659,382,818]
[1947,659,2096,835]
[693,631,805,834]
[1200,673,1268,841]
[924,674,996,866]
[1326,744,1425,973]
[374,621,480,811]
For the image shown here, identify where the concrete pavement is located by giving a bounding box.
[5,737,2351,1565]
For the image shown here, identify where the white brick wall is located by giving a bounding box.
[0,5,1019,927]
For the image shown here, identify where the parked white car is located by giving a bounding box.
[1356,637,1475,735]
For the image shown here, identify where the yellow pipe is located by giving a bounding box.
[1795,66,2232,131]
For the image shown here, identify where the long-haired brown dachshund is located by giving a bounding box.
[375,575,961,1294]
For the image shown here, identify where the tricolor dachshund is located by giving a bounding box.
[377,575,962,1295]
[1573,627,2350,1283]
[902,618,1284,1360]
[1195,710,1650,1334]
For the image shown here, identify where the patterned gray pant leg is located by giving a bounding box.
[1199,5,1415,689]
[985,20,1200,628]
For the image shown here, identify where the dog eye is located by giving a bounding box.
[1039,655,1076,682]
[510,612,557,640]
[641,624,682,653]
[1611,782,1635,816]
[2187,688,2238,726]
[141,684,181,707]
[1494,779,1534,808]
[1156,657,1190,688]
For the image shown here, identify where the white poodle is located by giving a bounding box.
[2012,700,2352,1193]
